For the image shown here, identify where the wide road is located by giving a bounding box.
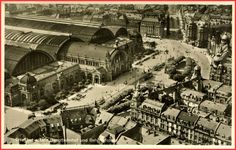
[154,39,211,79]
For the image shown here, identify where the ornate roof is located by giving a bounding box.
[19,72,37,84]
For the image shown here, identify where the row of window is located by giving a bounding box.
[66,56,100,67]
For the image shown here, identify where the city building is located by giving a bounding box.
[210,60,232,86]
[194,117,220,145]
[98,116,132,144]
[184,18,197,44]
[176,111,199,143]
[195,20,209,48]
[201,79,223,99]
[116,127,171,145]
[214,123,231,145]
[215,84,232,103]
[160,107,181,135]
[5,115,63,141]
[140,17,165,38]
[180,88,206,108]
[61,105,98,132]
[198,100,231,117]
[5,17,136,83]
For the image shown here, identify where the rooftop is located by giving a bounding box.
[216,123,231,141]
[102,37,132,48]
[196,117,219,131]
[108,116,128,127]
[116,135,141,145]
[162,107,181,121]
[95,110,113,126]
[199,100,228,114]
[141,127,170,145]
[202,79,223,92]
[178,111,199,125]
[151,73,177,88]
[142,17,161,23]
[18,118,46,135]
[217,85,232,96]
[66,42,112,61]
[6,16,113,42]
[180,88,206,98]
[17,61,79,81]
[141,99,165,111]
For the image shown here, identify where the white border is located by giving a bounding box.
[1,1,235,149]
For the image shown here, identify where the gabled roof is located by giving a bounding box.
[18,118,46,136]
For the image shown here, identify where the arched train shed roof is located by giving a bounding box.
[5,29,71,59]
[104,26,128,37]
[6,16,115,43]
[5,45,54,76]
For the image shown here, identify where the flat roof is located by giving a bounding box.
[141,127,170,145]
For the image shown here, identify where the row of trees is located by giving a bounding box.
[165,56,195,82]
[102,88,133,110]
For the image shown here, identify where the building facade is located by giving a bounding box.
[140,17,165,38]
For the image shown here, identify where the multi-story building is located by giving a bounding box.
[5,16,135,83]
[130,86,168,129]
[209,61,232,86]
[180,88,206,108]
[176,111,199,143]
[116,126,171,145]
[201,79,223,100]
[195,20,209,48]
[215,84,232,104]
[201,79,231,104]
[160,107,181,136]
[5,115,63,141]
[61,105,98,132]
[194,117,220,145]
[184,18,197,44]
[214,123,231,145]
[140,17,165,38]
[198,100,231,118]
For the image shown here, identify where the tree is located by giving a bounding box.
[108,101,131,114]
[38,99,49,110]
